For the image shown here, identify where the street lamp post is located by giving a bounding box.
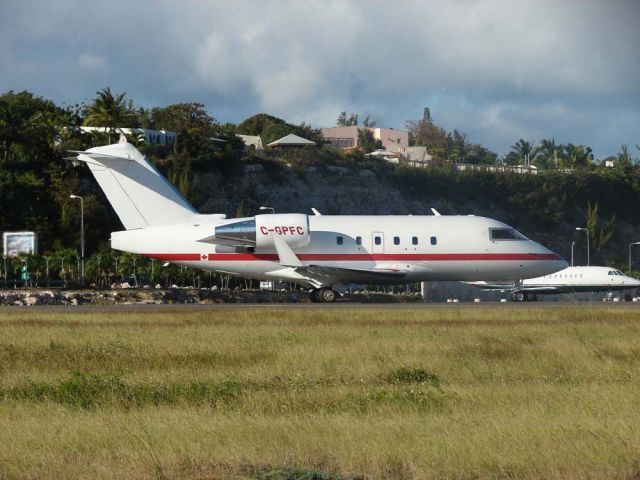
[629,242,640,272]
[44,255,50,287]
[575,227,590,266]
[570,241,575,267]
[69,195,85,283]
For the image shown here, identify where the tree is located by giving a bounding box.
[586,201,615,253]
[0,91,80,248]
[336,112,358,126]
[563,143,593,169]
[150,103,218,157]
[422,107,433,126]
[237,113,321,146]
[465,144,497,165]
[83,87,137,143]
[362,115,376,127]
[510,139,538,166]
[616,145,634,169]
[446,129,467,163]
[405,107,448,160]
[357,128,381,153]
[536,138,559,169]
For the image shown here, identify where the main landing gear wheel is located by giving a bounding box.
[512,292,528,302]
[310,288,337,303]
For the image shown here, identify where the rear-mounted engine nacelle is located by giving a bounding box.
[214,213,310,248]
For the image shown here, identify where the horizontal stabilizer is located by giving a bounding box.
[67,150,133,162]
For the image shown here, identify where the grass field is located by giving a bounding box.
[1,306,640,479]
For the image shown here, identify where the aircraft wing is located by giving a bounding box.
[464,281,515,291]
[519,286,560,292]
[294,265,407,287]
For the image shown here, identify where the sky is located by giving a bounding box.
[1,0,638,159]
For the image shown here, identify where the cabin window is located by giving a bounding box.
[356,236,362,245]
[394,236,400,245]
[375,236,382,245]
[412,236,418,245]
[490,228,528,241]
[336,236,343,245]
[608,271,614,275]
[431,236,437,245]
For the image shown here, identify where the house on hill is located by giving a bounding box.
[236,134,264,151]
[77,127,176,146]
[321,126,408,152]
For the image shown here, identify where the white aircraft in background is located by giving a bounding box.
[69,139,567,302]
[467,266,640,301]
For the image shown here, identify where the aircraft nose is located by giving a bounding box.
[549,257,568,273]
[624,277,640,287]
[532,242,567,275]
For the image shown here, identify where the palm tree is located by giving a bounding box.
[538,138,558,169]
[563,143,593,169]
[83,87,137,143]
[510,139,538,166]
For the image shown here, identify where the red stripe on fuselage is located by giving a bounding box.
[146,253,203,261]
[144,253,561,262]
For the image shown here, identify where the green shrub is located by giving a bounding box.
[386,367,440,387]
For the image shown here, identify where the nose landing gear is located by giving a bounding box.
[310,288,337,303]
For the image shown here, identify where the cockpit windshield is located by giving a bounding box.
[490,228,528,241]
[608,270,624,276]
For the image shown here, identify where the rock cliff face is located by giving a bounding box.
[195,165,495,218]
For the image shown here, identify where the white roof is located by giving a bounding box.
[237,134,263,149]
[365,149,398,157]
[267,133,316,147]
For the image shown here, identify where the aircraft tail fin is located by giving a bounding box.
[70,140,196,230]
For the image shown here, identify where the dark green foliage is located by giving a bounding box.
[5,372,243,409]
[83,87,138,142]
[386,367,440,387]
[252,466,344,480]
[356,128,380,153]
[237,113,322,145]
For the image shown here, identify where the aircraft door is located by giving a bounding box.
[372,232,384,254]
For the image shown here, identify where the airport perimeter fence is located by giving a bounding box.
[0,251,429,295]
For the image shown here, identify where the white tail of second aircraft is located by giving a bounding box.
[72,140,196,230]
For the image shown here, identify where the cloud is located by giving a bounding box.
[76,53,108,71]
[0,0,638,157]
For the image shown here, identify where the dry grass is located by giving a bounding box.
[1,306,640,479]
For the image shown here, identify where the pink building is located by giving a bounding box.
[321,126,409,152]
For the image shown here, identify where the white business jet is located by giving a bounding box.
[467,265,640,301]
[69,139,567,302]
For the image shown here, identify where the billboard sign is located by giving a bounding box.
[3,232,37,257]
